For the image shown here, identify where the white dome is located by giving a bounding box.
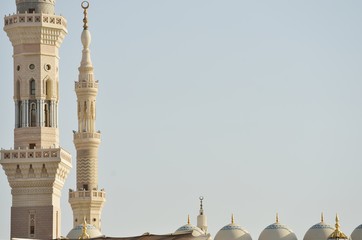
[175,223,205,236]
[215,223,252,240]
[303,221,334,240]
[351,224,362,240]
[259,222,297,240]
[67,223,104,239]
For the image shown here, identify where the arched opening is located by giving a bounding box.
[30,79,35,95]
[46,79,52,99]
[44,103,49,127]
[16,80,20,99]
[30,103,36,127]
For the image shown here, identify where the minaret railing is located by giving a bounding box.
[4,12,66,27]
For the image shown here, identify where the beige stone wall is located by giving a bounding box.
[14,127,59,149]
[11,205,58,239]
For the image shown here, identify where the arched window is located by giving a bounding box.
[45,79,53,99]
[30,79,35,95]
[44,103,49,127]
[30,103,36,127]
[16,80,20,99]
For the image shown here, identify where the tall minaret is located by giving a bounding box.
[68,1,106,232]
[0,0,71,239]
[197,196,208,233]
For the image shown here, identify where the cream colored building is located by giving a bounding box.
[0,0,71,239]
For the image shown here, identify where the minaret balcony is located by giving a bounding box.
[4,13,67,46]
[1,147,71,164]
[4,12,67,29]
[75,81,99,89]
[73,132,101,140]
[69,189,106,201]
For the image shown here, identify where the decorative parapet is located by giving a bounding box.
[4,12,67,28]
[73,132,101,140]
[75,80,99,89]
[69,189,106,201]
[4,12,67,46]
[0,147,71,163]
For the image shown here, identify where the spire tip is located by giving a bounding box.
[81,1,89,30]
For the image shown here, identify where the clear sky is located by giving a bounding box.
[0,1,362,239]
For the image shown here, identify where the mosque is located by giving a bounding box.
[0,0,361,240]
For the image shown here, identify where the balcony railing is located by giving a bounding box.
[0,147,71,163]
[69,190,106,200]
[4,12,67,28]
[73,132,101,140]
[75,81,99,89]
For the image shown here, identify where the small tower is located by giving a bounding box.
[197,196,208,233]
[0,0,71,239]
[68,1,106,232]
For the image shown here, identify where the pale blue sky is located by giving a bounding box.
[0,1,362,239]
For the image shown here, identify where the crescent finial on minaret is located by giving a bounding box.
[81,1,90,30]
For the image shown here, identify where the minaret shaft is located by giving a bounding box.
[69,5,105,231]
[0,1,71,239]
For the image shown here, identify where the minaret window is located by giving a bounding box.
[30,103,36,127]
[29,210,36,237]
[16,80,20,99]
[28,8,35,14]
[44,103,49,127]
[44,80,47,95]
[30,79,35,95]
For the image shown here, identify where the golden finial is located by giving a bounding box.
[81,1,90,30]
[335,214,340,230]
[78,217,90,239]
[231,214,235,224]
[199,196,204,215]
[187,214,190,225]
[276,213,279,223]
[328,214,348,239]
[321,212,324,223]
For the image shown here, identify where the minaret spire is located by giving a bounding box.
[68,2,106,234]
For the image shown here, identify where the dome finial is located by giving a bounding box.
[335,214,340,230]
[231,214,235,224]
[321,212,324,222]
[276,213,279,223]
[81,1,89,30]
[199,196,204,215]
[328,214,348,239]
[78,217,90,239]
[187,214,190,225]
